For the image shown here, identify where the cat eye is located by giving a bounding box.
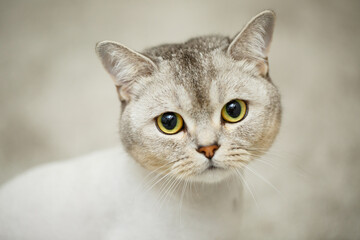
[156,112,184,134]
[221,99,247,123]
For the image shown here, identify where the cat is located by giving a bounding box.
[0,10,281,240]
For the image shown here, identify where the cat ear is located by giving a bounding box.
[227,10,275,76]
[96,41,157,102]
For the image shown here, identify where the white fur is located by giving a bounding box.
[0,147,243,240]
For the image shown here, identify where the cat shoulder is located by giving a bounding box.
[0,147,138,239]
[0,147,132,216]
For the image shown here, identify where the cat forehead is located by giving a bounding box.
[136,55,261,119]
[135,35,265,116]
[140,40,209,110]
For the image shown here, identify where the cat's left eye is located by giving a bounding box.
[156,112,184,135]
[221,99,247,123]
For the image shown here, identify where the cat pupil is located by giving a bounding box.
[226,101,241,118]
[161,113,177,130]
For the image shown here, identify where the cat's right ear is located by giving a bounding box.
[95,41,157,102]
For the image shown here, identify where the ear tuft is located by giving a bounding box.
[95,41,157,102]
[227,10,276,76]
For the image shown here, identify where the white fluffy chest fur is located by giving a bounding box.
[0,147,243,240]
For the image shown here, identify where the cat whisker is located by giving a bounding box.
[177,156,189,161]
[231,167,260,210]
[141,169,170,192]
[241,163,282,195]
[254,158,279,170]
[157,174,177,202]
[188,180,195,201]
[228,147,248,151]
[157,174,185,213]
[144,169,176,193]
[159,169,185,206]
[225,153,248,157]
[135,169,169,197]
[140,162,173,183]
[140,156,189,192]
[247,151,308,179]
[179,178,189,224]
[157,175,179,209]
[228,145,289,159]
[247,147,298,160]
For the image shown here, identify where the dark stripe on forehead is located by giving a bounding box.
[143,35,230,114]
[173,51,213,111]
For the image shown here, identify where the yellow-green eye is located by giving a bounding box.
[156,112,184,134]
[221,99,247,123]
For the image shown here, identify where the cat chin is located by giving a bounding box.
[187,168,234,184]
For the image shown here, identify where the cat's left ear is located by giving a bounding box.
[96,41,157,102]
[227,10,276,77]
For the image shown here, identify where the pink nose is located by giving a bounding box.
[197,144,219,159]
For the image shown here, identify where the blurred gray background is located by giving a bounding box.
[1,0,359,238]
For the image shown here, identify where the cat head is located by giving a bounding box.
[96,10,281,183]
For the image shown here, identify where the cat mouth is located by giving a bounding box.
[198,164,226,178]
[205,163,223,171]
[197,161,226,176]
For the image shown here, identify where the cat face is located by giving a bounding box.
[96,10,281,183]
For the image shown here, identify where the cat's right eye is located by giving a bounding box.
[156,112,184,135]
